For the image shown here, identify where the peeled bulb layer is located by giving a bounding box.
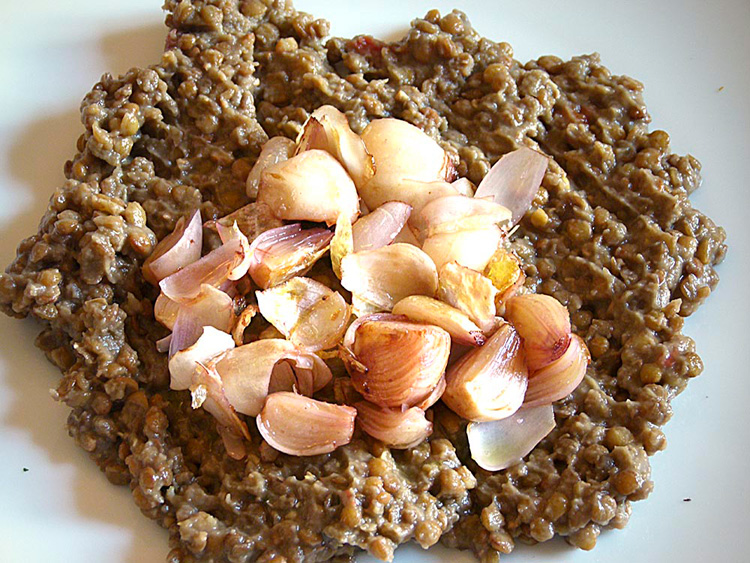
[159,234,250,303]
[258,149,359,226]
[247,224,333,289]
[296,105,375,189]
[419,194,511,238]
[154,293,180,330]
[392,223,421,246]
[232,304,257,346]
[360,117,455,210]
[296,116,327,153]
[256,277,350,352]
[165,284,236,358]
[397,180,458,235]
[414,376,446,410]
[452,177,476,197]
[437,262,498,332]
[168,307,202,359]
[422,225,502,272]
[355,178,459,236]
[142,209,202,285]
[346,318,450,409]
[361,118,454,181]
[443,322,528,422]
[168,326,235,391]
[392,295,485,347]
[467,404,555,471]
[340,243,438,314]
[213,339,332,416]
[342,313,405,350]
[355,401,432,449]
[168,284,235,357]
[215,222,253,281]
[215,201,284,243]
[524,334,589,407]
[504,293,572,371]
[191,362,251,460]
[352,201,412,253]
[246,136,295,198]
[257,392,357,456]
[475,146,549,226]
[184,284,235,333]
[330,214,353,279]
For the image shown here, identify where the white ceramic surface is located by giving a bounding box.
[0,1,747,562]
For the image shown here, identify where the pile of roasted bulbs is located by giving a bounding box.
[144,106,589,471]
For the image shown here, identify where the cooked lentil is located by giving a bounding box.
[0,1,725,561]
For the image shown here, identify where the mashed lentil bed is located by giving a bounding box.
[0,1,725,561]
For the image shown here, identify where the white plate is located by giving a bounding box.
[0,1,747,562]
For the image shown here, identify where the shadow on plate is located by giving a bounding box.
[1,108,81,267]
[0,313,168,558]
[100,22,167,78]
[0,20,166,267]
[0,20,170,563]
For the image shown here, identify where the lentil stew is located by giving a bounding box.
[0,1,726,561]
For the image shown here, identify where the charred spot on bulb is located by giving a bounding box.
[552,335,571,359]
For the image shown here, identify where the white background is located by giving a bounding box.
[0,1,748,561]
